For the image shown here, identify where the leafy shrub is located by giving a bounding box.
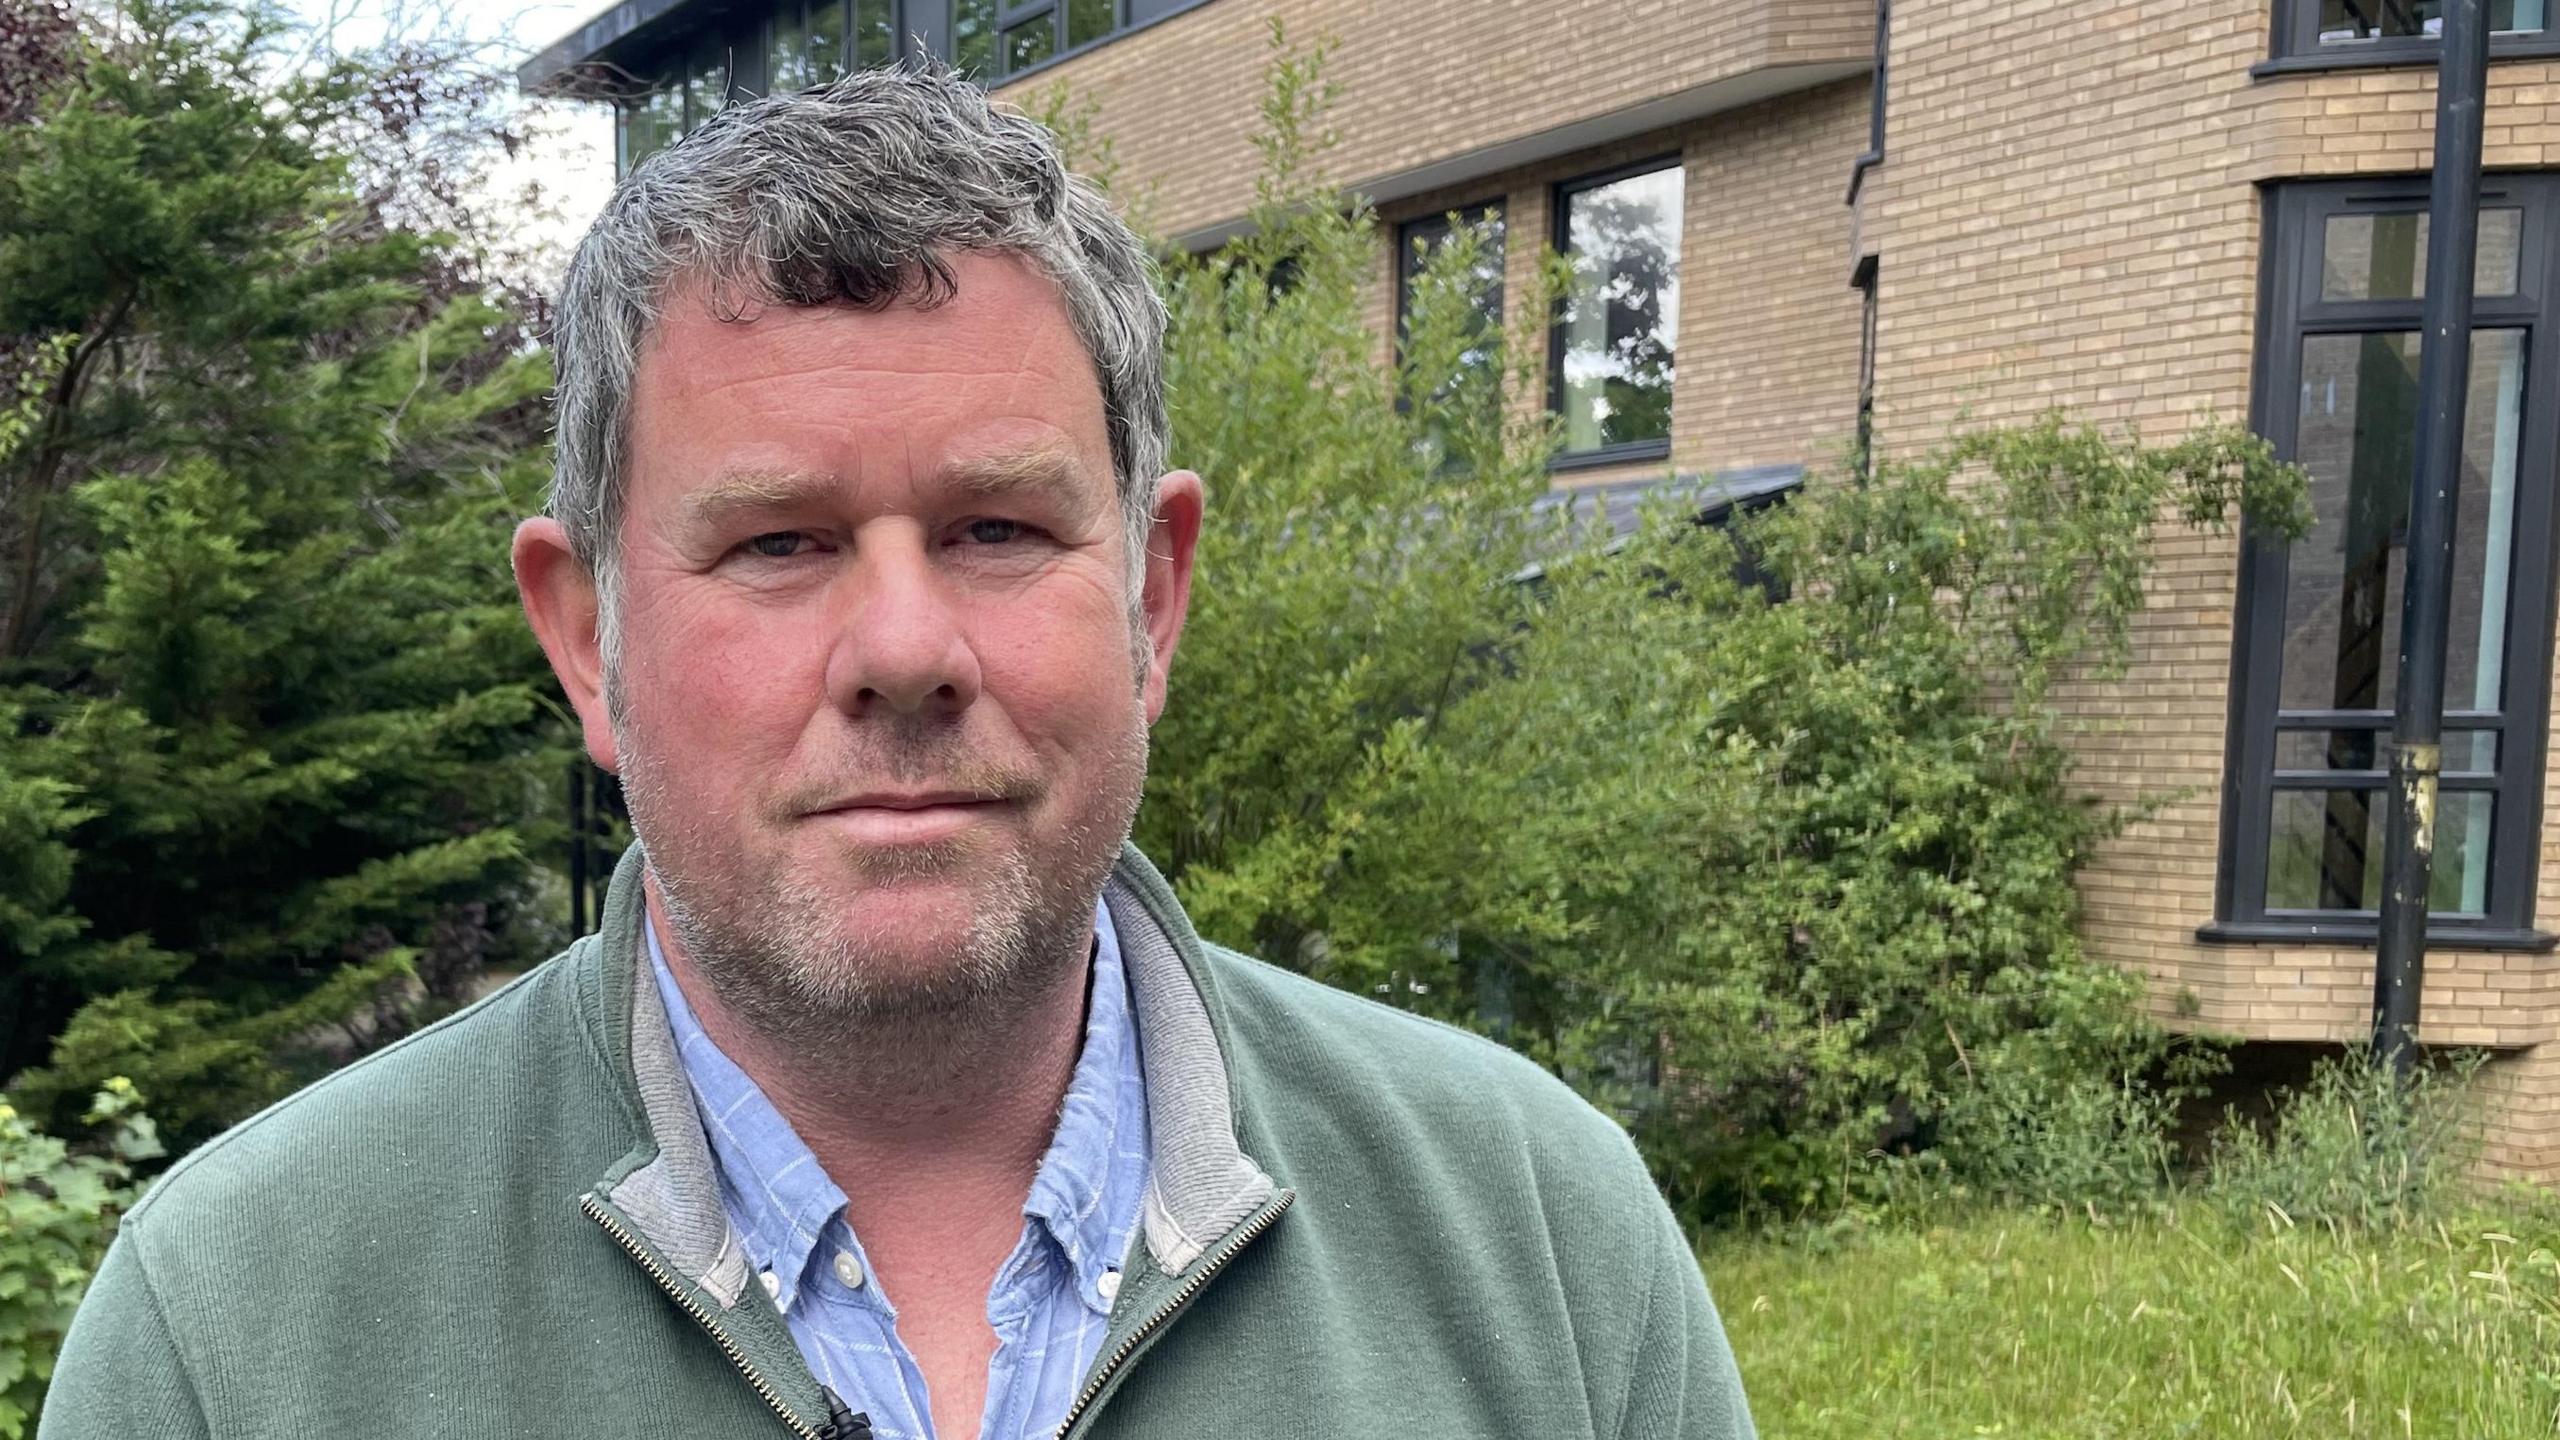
[0,1079,157,1438]
[1053,27,2315,1222]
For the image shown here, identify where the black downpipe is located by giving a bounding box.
[2372,0,2492,1079]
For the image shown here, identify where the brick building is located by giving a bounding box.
[521,0,2560,1177]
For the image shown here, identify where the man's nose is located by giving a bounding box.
[821,535,982,719]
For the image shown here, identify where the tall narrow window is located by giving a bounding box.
[1396,202,1507,467]
[1551,160,1682,466]
[682,33,728,131]
[1853,253,1879,474]
[2215,177,2560,942]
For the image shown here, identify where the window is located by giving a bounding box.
[767,1,840,91]
[2214,176,2560,944]
[954,0,997,75]
[2264,0,2560,71]
[1852,253,1879,475]
[1396,202,1508,466]
[938,0,1127,80]
[1550,160,1683,467]
[855,0,897,69]
[683,33,730,129]
[775,0,895,84]
[616,79,685,172]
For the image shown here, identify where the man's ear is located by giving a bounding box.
[512,517,621,773]
[1138,470,1204,726]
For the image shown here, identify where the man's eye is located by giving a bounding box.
[962,519,1025,545]
[743,532,812,558]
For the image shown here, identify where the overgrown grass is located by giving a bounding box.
[1709,1203,2560,1437]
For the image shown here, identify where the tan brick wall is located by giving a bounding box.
[1859,0,2560,1109]
[997,0,1871,242]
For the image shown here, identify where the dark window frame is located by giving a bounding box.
[2208,173,2560,949]
[2257,0,2560,76]
[1547,155,1685,473]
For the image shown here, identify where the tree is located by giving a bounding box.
[0,0,569,1147]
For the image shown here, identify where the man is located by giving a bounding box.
[42,69,1753,1440]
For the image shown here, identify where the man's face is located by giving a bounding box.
[516,252,1200,1026]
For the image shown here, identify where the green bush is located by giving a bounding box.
[0,1079,157,1439]
[1042,28,2315,1222]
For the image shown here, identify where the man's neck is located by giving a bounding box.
[641,883,1095,1201]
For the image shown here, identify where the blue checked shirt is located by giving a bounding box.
[644,902,1151,1440]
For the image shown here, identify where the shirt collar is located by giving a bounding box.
[643,900,1148,1317]
[1025,895,1149,1313]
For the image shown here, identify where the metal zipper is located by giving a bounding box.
[582,1192,825,1440]
[1051,1190,1295,1440]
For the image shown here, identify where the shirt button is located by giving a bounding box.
[834,1252,865,1290]
[759,1270,781,1301]
[1097,1270,1122,1304]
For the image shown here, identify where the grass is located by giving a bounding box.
[1706,1203,2560,1438]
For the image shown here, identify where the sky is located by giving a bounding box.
[292,0,622,282]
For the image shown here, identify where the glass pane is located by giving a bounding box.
[2272,729,2384,770]
[2268,788,2493,914]
[626,84,683,168]
[2278,329,2527,717]
[953,0,996,75]
[616,100,642,172]
[1004,15,1056,72]
[2273,728,2497,772]
[2450,729,2500,773]
[684,34,727,129]
[1558,166,1682,453]
[809,0,847,81]
[2319,0,2546,41]
[2320,208,2522,299]
[854,0,894,67]
[1068,0,1114,46]
[768,3,815,91]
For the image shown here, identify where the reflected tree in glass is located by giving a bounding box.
[1558,167,1680,453]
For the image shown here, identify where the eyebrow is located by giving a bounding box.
[942,447,1106,513]
[678,447,1105,533]
[681,468,840,529]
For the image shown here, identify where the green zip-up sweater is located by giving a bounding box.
[40,843,1753,1439]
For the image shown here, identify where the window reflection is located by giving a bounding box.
[1557,165,1682,455]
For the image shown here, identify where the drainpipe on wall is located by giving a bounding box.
[2372,0,2492,1081]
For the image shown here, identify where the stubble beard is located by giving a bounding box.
[613,702,1151,1099]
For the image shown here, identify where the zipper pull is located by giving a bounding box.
[815,1386,871,1440]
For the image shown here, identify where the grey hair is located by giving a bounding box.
[548,66,1170,677]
